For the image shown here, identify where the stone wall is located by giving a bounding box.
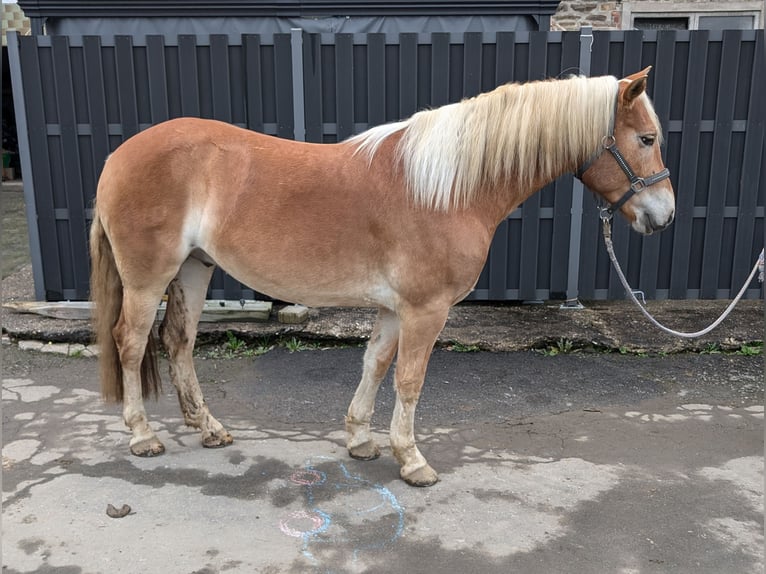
[551,0,765,31]
[552,1,622,30]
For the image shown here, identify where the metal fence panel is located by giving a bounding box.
[8,29,765,302]
[578,29,764,301]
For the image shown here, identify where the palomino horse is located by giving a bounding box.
[90,67,674,486]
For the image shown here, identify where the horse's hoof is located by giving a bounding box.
[130,439,165,457]
[401,464,439,487]
[202,432,234,448]
[348,441,381,461]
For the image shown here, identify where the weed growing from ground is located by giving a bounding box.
[735,342,762,356]
[447,341,480,352]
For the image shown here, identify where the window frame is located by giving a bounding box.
[622,1,762,30]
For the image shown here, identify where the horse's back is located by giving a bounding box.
[96,118,392,303]
[96,117,490,308]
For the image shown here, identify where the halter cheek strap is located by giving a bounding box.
[575,106,671,218]
[599,136,671,216]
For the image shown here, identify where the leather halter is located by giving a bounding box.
[575,108,671,219]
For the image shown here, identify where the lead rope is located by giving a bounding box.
[601,215,764,338]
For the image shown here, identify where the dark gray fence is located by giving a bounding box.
[8,28,765,302]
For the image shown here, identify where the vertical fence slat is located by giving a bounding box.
[640,31,676,298]
[303,33,323,142]
[114,35,139,140]
[462,32,482,98]
[83,36,110,188]
[732,32,765,294]
[669,31,708,298]
[244,35,264,133]
[146,35,169,123]
[52,35,89,298]
[622,30,644,74]
[10,34,48,299]
[178,35,200,117]
[20,36,64,300]
[700,30,740,297]
[366,33,386,127]
[274,33,295,139]
[211,35,232,122]
[495,31,515,84]
[430,32,449,107]
[633,34,662,299]
[399,33,418,118]
[335,33,354,141]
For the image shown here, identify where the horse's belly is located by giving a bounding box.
[211,254,397,309]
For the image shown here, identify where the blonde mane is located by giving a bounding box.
[350,75,622,211]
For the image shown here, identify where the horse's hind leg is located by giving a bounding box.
[160,256,233,448]
[346,308,399,460]
[114,287,167,456]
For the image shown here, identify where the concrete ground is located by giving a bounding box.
[2,342,763,574]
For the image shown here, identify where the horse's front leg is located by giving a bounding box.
[160,258,233,448]
[346,307,399,460]
[390,305,449,486]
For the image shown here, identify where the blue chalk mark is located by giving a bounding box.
[281,456,406,567]
[298,508,332,563]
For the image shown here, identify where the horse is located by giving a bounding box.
[90,67,674,486]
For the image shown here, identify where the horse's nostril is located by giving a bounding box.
[654,213,674,231]
[664,211,675,227]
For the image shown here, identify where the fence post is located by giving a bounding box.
[7,31,46,300]
[562,26,593,308]
[290,28,306,142]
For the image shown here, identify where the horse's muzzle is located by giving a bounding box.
[635,209,675,235]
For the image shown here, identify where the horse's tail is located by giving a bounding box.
[90,203,161,402]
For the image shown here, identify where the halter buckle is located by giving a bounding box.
[630,178,647,193]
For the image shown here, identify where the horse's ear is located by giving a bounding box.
[621,66,652,106]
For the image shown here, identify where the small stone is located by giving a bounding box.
[18,340,44,352]
[278,305,309,324]
[81,345,100,358]
[106,504,132,518]
[39,343,70,355]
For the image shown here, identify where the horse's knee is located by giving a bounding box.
[393,380,423,404]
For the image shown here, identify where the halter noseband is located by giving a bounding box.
[575,110,671,219]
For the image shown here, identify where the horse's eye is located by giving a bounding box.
[640,135,656,147]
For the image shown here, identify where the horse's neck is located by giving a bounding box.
[472,120,589,227]
[473,170,569,231]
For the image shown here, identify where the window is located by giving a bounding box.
[634,17,689,30]
[623,2,761,30]
[697,15,755,30]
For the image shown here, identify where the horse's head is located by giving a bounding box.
[578,67,675,235]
